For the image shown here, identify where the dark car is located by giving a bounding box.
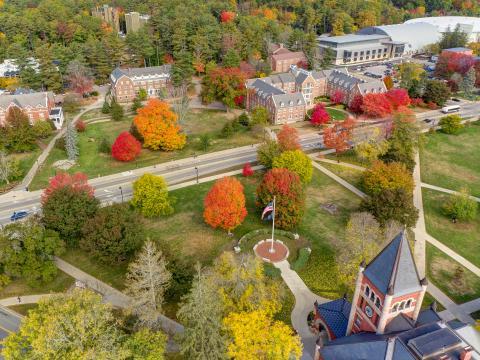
[423,119,433,123]
[10,210,29,222]
[451,98,461,102]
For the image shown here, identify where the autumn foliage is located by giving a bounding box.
[220,11,236,23]
[323,117,356,157]
[41,172,94,204]
[201,67,247,108]
[361,93,393,118]
[242,162,254,177]
[204,177,247,232]
[330,90,345,105]
[383,75,394,90]
[310,103,330,126]
[277,125,300,151]
[435,51,475,78]
[349,95,364,114]
[133,99,186,151]
[111,131,142,162]
[256,168,305,230]
[386,88,411,109]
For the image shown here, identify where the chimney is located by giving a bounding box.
[460,347,473,360]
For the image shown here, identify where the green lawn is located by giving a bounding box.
[423,188,480,269]
[326,107,347,121]
[0,270,74,299]
[318,162,364,190]
[30,109,260,190]
[426,244,480,304]
[324,149,368,167]
[422,292,446,311]
[420,123,480,197]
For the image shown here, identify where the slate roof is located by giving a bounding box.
[385,313,415,334]
[327,70,364,90]
[272,93,306,108]
[316,297,351,339]
[0,91,53,110]
[363,231,423,297]
[272,50,306,61]
[246,78,284,97]
[111,65,172,83]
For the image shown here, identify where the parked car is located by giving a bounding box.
[10,210,29,222]
[451,98,461,102]
[423,118,433,123]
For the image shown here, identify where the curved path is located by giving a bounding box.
[274,260,328,360]
[0,294,56,306]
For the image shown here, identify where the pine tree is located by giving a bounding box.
[460,67,476,96]
[177,265,227,360]
[125,240,172,327]
[35,44,63,93]
[65,120,79,161]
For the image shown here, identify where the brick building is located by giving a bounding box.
[0,91,64,129]
[312,231,477,360]
[269,43,308,73]
[246,65,386,124]
[110,65,172,103]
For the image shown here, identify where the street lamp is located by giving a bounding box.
[119,186,124,203]
[195,166,199,184]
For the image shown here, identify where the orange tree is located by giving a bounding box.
[133,99,186,151]
[256,168,305,230]
[323,117,355,159]
[203,177,247,232]
[361,161,414,196]
[277,124,300,151]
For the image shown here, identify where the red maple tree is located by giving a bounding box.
[41,172,94,204]
[361,93,393,118]
[203,177,247,232]
[220,10,235,23]
[323,117,356,159]
[330,90,345,105]
[349,94,364,114]
[242,162,254,177]
[75,120,86,132]
[386,88,411,109]
[435,52,475,78]
[277,124,300,151]
[111,131,142,162]
[310,103,331,126]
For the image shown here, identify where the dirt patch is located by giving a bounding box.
[431,256,474,296]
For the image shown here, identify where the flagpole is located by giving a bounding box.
[270,196,276,253]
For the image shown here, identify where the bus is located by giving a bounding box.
[441,105,460,114]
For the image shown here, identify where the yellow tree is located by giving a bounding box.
[224,309,302,360]
[133,98,186,151]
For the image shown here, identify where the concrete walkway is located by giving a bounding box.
[274,260,328,360]
[0,294,56,306]
[315,158,366,171]
[428,283,476,324]
[412,152,427,278]
[421,183,480,203]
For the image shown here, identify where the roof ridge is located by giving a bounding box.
[388,231,406,293]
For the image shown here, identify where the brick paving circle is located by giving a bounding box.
[254,239,289,263]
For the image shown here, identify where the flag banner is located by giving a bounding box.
[261,202,274,220]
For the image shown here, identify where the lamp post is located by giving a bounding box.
[195,166,199,184]
[119,186,124,203]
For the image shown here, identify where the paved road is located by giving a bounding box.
[0,306,22,341]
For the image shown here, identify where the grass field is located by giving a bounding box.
[319,162,364,190]
[324,149,368,167]
[30,110,260,190]
[426,244,480,304]
[326,107,348,121]
[423,188,480,269]
[420,123,480,197]
[0,270,75,299]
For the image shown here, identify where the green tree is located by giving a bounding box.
[423,80,451,106]
[124,328,167,360]
[35,43,63,93]
[42,186,99,246]
[32,120,53,139]
[131,97,142,112]
[250,106,269,126]
[398,63,425,91]
[222,49,241,68]
[439,24,468,50]
[177,265,227,360]
[80,204,143,264]
[138,88,148,101]
[0,218,65,286]
[3,107,36,153]
[257,140,282,169]
[125,240,172,327]
[0,151,21,185]
[131,174,174,217]
[442,188,478,222]
[111,100,125,122]
[102,100,111,114]
[440,114,464,134]
[362,161,414,196]
[460,67,476,96]
[172,50,194,86]
[199,133,212,151]
[272,150,313,184]
[319,47,335,69]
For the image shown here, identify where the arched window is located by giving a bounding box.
[375,298,381,308]
[365,286,370,297]
[406,299,412,308]
[391,303,399,313]
[399,301,405,310]
[370,292,375,302]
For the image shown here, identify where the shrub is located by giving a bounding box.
[242,162,254,177]
[256,168,305,230]
[110,101,124,121]
[442,188,478,222]
[221,121,234,138]
[75,120,86,132]
[263,263,281,278]
[291,248,311,272]
[55,137,66,151]
[101,101,110,114]
[250,106,269,126]
[272,150,313,184]
[238,112,250,127]
[138,88,148,101]
[98,137,111,154]
[131,97,142,112]
[131,174,174,217]
[257,140,281,169]
[439,114,463,134]
[32,120,53,139]
[199,134,212,151]
[90,90,99,97]
[80,203,143,264]
[111,131,142,162]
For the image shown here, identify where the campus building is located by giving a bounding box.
[125,12,150,34]
[92,5,121,33]
[246,65,385,124]
[0,92,64,129]
[313,231,478,360]
[110,65,172,103]
[268,43,308,73]
[405,16,480,43]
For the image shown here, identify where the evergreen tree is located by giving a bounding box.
[460,67,476,96]
[177,265,227,360]
[439,25,468,50]
[65,120,79,161]
[36,44,63,93]
[111,101,124,122]
[222,49,241,68]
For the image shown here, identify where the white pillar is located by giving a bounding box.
[346,261,365,336]
[376,288,393,335]
[412,278,428,323]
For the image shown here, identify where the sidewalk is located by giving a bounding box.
[421,183,480,202]
[0,294,56,306]
[428,283,475,324]
[274,260,328,360]
[412,152,427,278]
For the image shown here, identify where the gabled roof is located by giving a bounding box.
[316,297,351,339]
[0,91,53,111]
[364,231,422,297]
[246,78,285,97]
[111,65,172,83]
[272,50,306,61]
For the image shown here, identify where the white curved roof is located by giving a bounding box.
[357,23,441,52]
[405,16,480,33]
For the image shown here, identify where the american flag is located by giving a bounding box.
[261,202,274,220]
